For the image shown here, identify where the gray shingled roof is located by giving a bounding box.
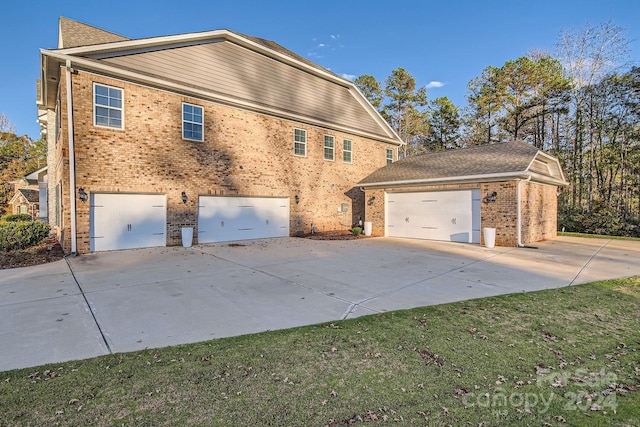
[59,17,129,48]
[17,189,40,204]
[359,141,544,185]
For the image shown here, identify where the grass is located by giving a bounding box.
[558,231,640,241]
[1,278,639,426]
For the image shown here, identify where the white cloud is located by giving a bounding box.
[317,43,327,48]
[426,81,445,89]
[341,73,356,81]
[330,34,340,40]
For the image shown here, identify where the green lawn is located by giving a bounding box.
[558,231,640,241]
[1,278,639,426]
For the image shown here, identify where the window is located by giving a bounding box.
[343,139,352,163]
[294,128,306,156]
[19,205,27,215]
[182,103,204,141]
[324,135,335,161]
[386,148,394,164]
[94,83,123,129]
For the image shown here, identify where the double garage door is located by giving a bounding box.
[90,194,289,252]
[197,196,289,243]
[386,189,481,243]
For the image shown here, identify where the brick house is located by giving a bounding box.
[37,18,403,254]
[7,166,48,221]
[358,141,567,247]
[8,189,40,219]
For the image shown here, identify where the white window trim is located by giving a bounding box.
[342,138,352,164]
[386,148,394,164]
[324,135,335,161]
[93,83,124,130]
[182,102,204,142]
[294,128,307,157]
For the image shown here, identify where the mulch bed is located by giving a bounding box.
[0,236,65,269]
[301,230,371,241]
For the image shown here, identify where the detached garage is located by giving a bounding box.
[359,141,568,247]
[387,190,481,243]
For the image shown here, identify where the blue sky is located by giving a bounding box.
[1,0,638,140]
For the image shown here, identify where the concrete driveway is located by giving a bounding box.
[1,236,639,372]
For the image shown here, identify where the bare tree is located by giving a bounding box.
[0,113,15,134]
[555,21,630,209]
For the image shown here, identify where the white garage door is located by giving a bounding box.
[198,196,290,243]
[90,193,166,252]
[386,189,481,243]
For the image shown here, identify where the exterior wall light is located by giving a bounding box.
[78,187,88,202]
[181,191,188,204]
[483,191,497,203]
[368,196,376,205]
[294,195,300,204]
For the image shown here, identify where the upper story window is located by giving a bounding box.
[342,139,352,164]
[324,135,335,161]
[386,148,394,164]
[294,128,306,156]
[182,103,204,141]
[94,83,123,129]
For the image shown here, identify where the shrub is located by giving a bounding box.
[3,214,33,222]
[0,221,50,251]
[351,227,362,236]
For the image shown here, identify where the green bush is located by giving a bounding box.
[0,221,50,251]
[351,227,362,236]
[558,202,640,238]
[3,214,33,222]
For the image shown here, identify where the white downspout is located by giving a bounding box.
[65,60,77,254]
[516,175,532,248]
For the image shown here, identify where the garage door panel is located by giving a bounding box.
[90,194,166,252]
[198,196,289,243]
[386,190,480,244]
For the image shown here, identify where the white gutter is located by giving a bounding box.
[65,60,77,254]
[359,170,568,189]
[359,171,532,189]
[516,175,532,248]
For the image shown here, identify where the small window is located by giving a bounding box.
[294,128,306,156]
[94,83,123,129]
[386,148,394,164]
[182,103,204,141]
[19,205,27,215]
[324,135,335,161]
[343,139,352,163]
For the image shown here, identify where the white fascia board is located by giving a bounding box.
[359,171,569,189]
[42,51,403,146]
[525,150,569,184]
[359,171,532,188]
[350,84,403,144]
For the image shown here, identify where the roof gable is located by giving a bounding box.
[97,41,388,139]
[10,189,40,205]
[359,141,567,187]
[41,22,401,145]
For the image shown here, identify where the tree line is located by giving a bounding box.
[355,22,639,237]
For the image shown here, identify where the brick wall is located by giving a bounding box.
[364,180,558,247]
[520,182,558,244]
[55,70,395,253]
